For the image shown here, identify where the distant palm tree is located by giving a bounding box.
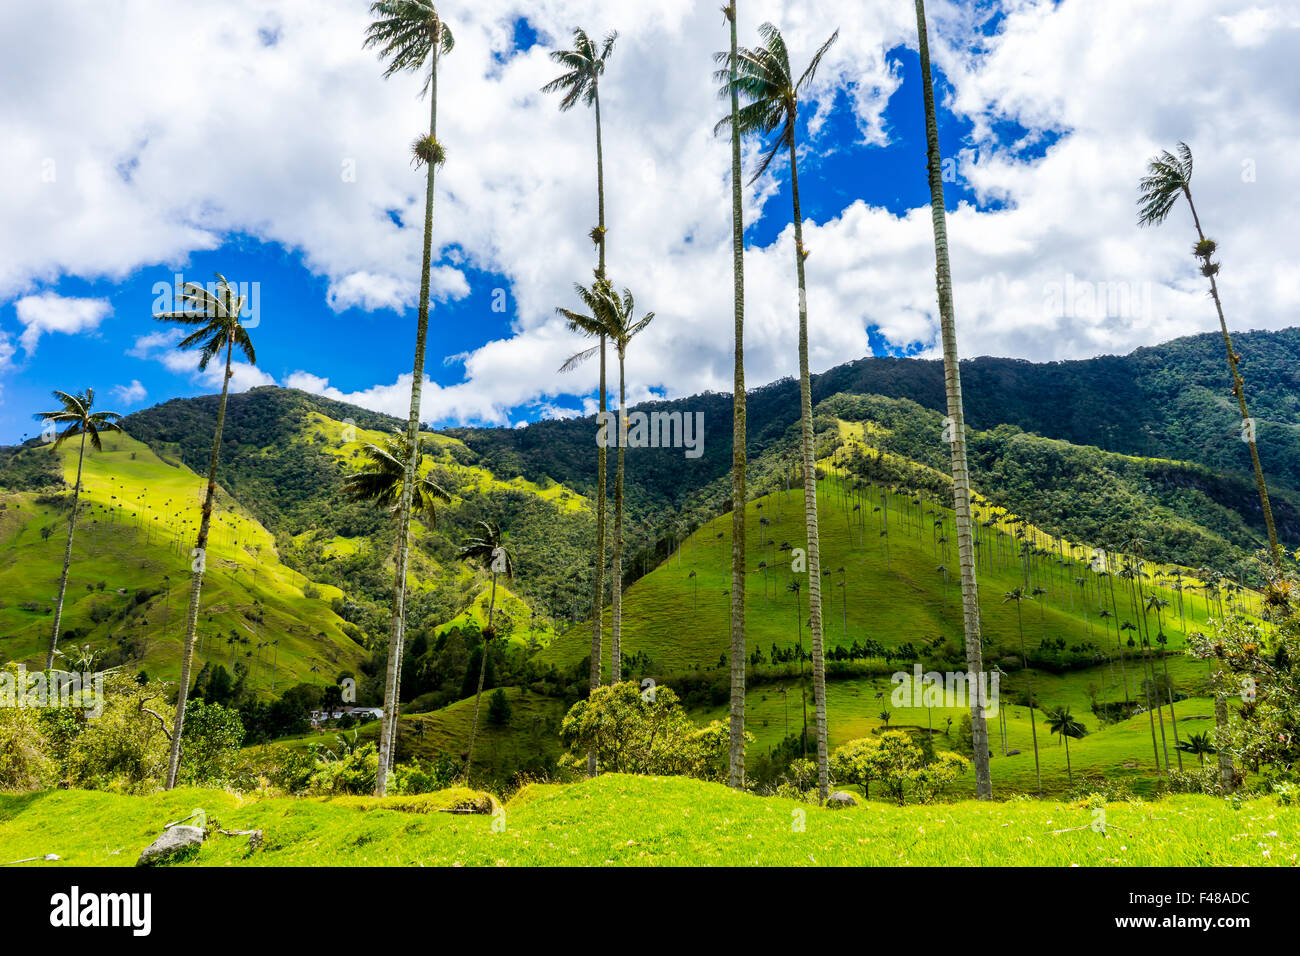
[1178,731,1216,767]
[154,274,256,790]
[558,280,653,684]
[456,520,513,784]
[36,389,123,669]
[1003,587,1041,796]
[1046,705,1086,786]
[1138,142,1280,567]
[716,19,839,805]
[719,0,748,791]
[343,431,451,520]
[543,27,616,779]
[364,0,455,798]
[914,0,992,799]
[343,428,450,761]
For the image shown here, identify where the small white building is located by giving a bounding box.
[309,705,384,727]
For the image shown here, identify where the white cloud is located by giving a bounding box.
[128,329,276,393]
[13,293,112,355]
[111,379,148,405]
[2,0,1297,425]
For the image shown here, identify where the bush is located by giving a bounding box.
[179,700,244,787]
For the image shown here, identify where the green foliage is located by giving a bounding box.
[487,688,512,726]
[178,700,244,787]
[558,682,746,781]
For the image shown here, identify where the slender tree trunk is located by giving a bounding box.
[611,351,626,683]
[587,84,609,780]
[725,0,747,791]
[46,429,88,670]
[166,336,233,790]
[916,0,992,799]
[786,138,829,802]
[1214,679,1234,793]
[377,47,442,797]
[463,572,497,784]
[1016,606,1042,796]
[1183,188,1280,567]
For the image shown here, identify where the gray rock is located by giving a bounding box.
[136,825,205,866]
[825,791,858,808]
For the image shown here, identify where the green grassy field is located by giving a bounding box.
[0,775,1292,866]
[0,433,363,688]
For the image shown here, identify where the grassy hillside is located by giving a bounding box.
[0,775,1292,866]
[0,432,362,688]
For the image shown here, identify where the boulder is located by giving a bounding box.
[136,825,205,867]
[825,791,858,809]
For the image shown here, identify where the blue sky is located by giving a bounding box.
[1,0,1295,443]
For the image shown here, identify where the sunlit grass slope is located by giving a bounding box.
[0,775,1292,867]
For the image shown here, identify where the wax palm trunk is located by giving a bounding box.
[377,47,443,795]
[725,0,748,790]
[611,353,626,682]
[586,83,610,779]
[166,336,233,789]
[1185,191,1280,565]
[46,429,88,670]
[463,573,497,782]
[787,143,829,803]
[915,0,992,798]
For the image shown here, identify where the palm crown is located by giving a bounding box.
[364,0,454,95]
[557,277,654,368]
[713,23,839,184]
[457,520,514,579]
[541,28,617,111]
[1136,141,1193,228]
[343,430,450,520]
[154,274,256,371]
[37,388,123,451]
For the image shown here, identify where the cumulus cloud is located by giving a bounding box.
[111,379,148,406]
[14,293,112,355]
[2,0,1296,427]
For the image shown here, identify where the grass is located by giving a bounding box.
[0,433,363,688]
[0,774,1293,866]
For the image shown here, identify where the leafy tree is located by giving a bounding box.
[487,688,512,726]
[35,389,123,669]
[178,700,244,786]
[154,273,257,790]
[830,736,879,799]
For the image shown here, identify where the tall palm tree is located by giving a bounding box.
[364,0,455,798]
[913,0,992,799]
[1138,142,1280,566]
[543,27,616,780]
[558,280,652,685]
[37,389,123,670]
[720,0,748,791]
[154,274,256,789]
[1046,705,1086,787]
[342,430,451,520]
[1003,588,1041,796]
[456,520,513,783]
[716,20,838,804]
[344,429,450,760]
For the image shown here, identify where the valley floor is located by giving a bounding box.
[0,775,1293,867]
